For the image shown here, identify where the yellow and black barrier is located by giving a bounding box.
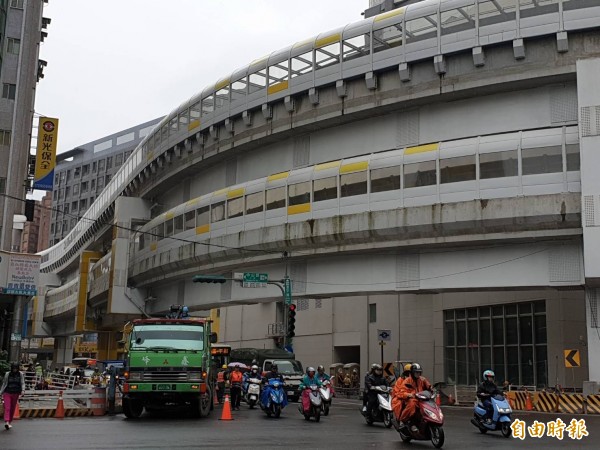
[19,408,94,418]
[585,394,600,414]
[558,393,585,414]
[535,392,558,412]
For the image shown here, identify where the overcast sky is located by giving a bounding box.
[34,0,368,154]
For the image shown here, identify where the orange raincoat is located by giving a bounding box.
[392,375,432,423]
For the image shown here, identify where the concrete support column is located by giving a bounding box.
[53,336,75,367]
[8,295,26,362]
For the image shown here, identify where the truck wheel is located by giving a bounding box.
[123,398,143,419]
[199,388,211,418]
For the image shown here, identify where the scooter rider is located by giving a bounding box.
[392,363,411,420]
[477,370,503,424]
[299,367,322,413]
[243,365,260,392]
[316,365,330,382]
[263,364,284,384]
[396,363,432,433]
[363,363,388,417]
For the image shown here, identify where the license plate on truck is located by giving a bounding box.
[157,384,171,391]
[288,391,294,396]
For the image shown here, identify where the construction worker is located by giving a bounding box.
[229,366,243,410]
[216,364,228,404]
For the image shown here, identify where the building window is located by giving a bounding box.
[92,161,97,173]
[82,164,90,176]
[440,155,476,184]
[81,182,88,193]
[2,83,16,100]
[340,171,368,197]
[266,187,286,211]
[522,146,563,175]
[211,201,225,223]
[106,156,113,169]
[245,192,264,215]
[98,159,105,171]
[480,150,518,179]
[404,161,436,188]
[74,167,81,178]
[184,210,195,230]
[71,201,78,211]
[7,38,20,55]
[196,206,209,226]
[288,182,310,206]
[566,143,580,172]
[371,166,401,193]
[10,0,24,7]
[0,130,11,146]
[73,184,79,195]
[65,186,70,197]
[369,304,377,323]
[313,177,338,202]
[80,199,87,210]
[227,197,244,219]
[115,153,123,166]
[444,300,547,387]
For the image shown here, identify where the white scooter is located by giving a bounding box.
[362,385,393,428]
[245,377,261,409]
[319,380,333,416]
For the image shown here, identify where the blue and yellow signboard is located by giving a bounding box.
[33,117,59,191]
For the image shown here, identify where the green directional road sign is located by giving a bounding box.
[284,277,292,305]
[242,272,268,288]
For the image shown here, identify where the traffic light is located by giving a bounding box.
[287,304,296,338]
[24,199,35,221]
[192,275,227,283]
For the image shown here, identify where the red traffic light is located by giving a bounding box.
[289,304,296,311]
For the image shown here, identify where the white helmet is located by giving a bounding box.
[251,365,259,371]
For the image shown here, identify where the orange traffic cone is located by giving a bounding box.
[213,387,219,406]
[55,390,65,419]
[13,401,20,420]
[525,392,533,411]
[219,394,233,421]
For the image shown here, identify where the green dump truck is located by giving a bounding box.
[121,318,215,418]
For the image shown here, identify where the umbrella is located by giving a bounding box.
[228,362,249,370]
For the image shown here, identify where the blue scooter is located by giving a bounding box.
[260,378,288,418]
[471,393,512,438]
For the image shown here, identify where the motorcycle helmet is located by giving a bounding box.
[483,369,495,380]
[182,306,189,313]
[307,366,316,375]
[410,363,423,377]
[404,363,412,372]
[371,363,383,373]
[251,365,259,371]
[222,364,228,370]
[317,365,325,372]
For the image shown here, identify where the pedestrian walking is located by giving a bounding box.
[1,363,26,430]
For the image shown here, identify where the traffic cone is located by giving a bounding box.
[525,392,533,411]
[213,387,219,405]
[219,394,233,421]
[55,390,65,419]
[13,401,20,420]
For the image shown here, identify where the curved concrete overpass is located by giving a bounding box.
[34,1,600,388]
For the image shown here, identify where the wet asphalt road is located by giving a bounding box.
[1,400,598,449]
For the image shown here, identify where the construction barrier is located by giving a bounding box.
[586,394,600,414]
[91,387,106,416]
[509,391,528,410]
[19,408,94,418]
[558,393,585,414]
[535,392,558,412]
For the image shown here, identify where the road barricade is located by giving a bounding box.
[508,391,528,410]
[558,393,585,414]
[535,392,558,412]
[586,394,600,414]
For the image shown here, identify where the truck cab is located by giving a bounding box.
[264,359,304,402]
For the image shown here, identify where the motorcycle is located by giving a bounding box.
[394,390,445,448]
[244,377,262,409]
[260,378,287,418]
[361,385,393,428]
[300,385,322,422]
[319,380,333,416]
[471,393,512,438]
